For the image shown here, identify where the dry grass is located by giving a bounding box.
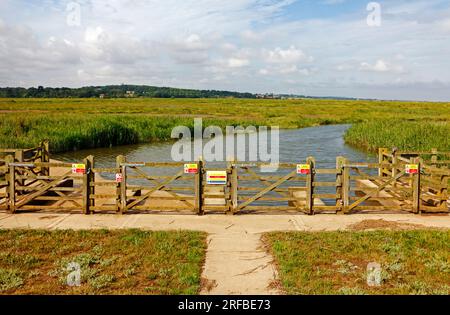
[347,219,427,231]
[0,229,207,295]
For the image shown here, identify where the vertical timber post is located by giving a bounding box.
[392,150,398,187]
[116,155,127,214]
[230,162,238,214]
[305,157,315,215]
[195,158,203,215]
[88,155,95,213]
[342,158,350,214]
[6,155,15,214]
[82,156,92,215]
[42,140,50,176]
[14,150,24,193]
[378,148,388,177]
[431,148,438,166]
[440,172,449,212]
[335,156,345,214]
[411,157,421,214]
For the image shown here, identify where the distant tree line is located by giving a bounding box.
[0,85,256,99]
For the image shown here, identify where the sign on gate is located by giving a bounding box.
[71,164,86,174]
[405,164,419,174]
[206,171,227,185]
[297,164,310,175]
[115,173,123,183]
[184,163,198,174]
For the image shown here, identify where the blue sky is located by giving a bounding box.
[1,0,450,101]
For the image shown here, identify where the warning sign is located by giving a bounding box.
[72,164,86,174]
[405,164,419,174]
[184,163,198,174]
[115,173,123,183]
[297,164,311,175]
[206,171,227,185]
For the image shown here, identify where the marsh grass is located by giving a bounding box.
[0,98,449,152]
[345,120,450,152]
[264,230,450,295]
[0,229,207,295]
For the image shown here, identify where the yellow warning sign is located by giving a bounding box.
[405,164,419,174]
[296,164,311,175]
[184,163,198,174]
[71,164,86,174]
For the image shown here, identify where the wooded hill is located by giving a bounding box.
[0,85,256,99]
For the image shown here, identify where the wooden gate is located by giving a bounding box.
[116,156,199,213]
[6,160,85,213]
[343,159,421,213]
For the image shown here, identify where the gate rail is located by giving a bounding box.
[0,145,448,215]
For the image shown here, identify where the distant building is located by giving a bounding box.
[125,91,135,98]
[255,93,281,99]
[99,94,105,99]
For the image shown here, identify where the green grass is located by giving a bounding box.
[264,230,450,295]
[0,229,207,295]
[0,98,449,153]
[0,113,255,152]
[345,120,450,152]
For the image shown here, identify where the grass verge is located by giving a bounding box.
[0,229,207,295]
[264,229,450,295]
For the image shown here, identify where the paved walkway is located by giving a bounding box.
[0,213,449,294]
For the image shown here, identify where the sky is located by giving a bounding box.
[1,0,450,101]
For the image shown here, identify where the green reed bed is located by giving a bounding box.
[344,120,450,152]
[0,113,255,153]
[1,98,449,153]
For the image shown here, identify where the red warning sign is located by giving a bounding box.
[184,164,198,174]
[71,164,86,174]
[405,164,419,174]
[297,164,311,175]
[116,173,123,183]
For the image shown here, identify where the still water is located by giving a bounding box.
[54,124,376,167]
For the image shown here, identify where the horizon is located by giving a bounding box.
[1,1,450,102]
[2,83,449,102]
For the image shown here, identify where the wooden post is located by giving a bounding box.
[14,150,24,194]
[378,148,388,177]
[82,156,93,215]
[431,148,438,166]
[335,156,345,214]
[342,158,350,214]
[41,140,50,176]
[305,157,315,215]
[411,157,421,214]
[88,155,95,212]
[6,155,15,214]
[230,163,238,214]
[116,155,127,214]
[440,172,449,212]
[195,158,203,215]
[392,150,398,187]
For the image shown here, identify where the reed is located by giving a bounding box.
[1,98,449,153]
[344,120,450,152]
[0,113,255,153]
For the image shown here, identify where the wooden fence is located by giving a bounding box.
[0,145,448,215]
[0,141,50,211]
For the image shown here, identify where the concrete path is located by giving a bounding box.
[0,212,449,295]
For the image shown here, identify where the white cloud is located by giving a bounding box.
[359,59,404,74]
[263,46,313,64]
[227,58,249,68]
